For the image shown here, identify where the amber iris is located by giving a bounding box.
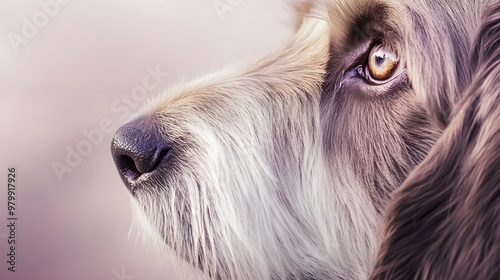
[368,44,399,81]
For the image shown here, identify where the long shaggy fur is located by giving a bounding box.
[111,0,499,279]
[370,2,500,279]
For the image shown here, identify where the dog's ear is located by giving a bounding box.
[370,4,500,280]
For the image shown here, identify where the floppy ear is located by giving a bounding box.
[370,4,500,280]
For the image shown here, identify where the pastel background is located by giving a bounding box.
[0,0,293,279]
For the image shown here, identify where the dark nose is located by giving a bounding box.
[111,117,170,187]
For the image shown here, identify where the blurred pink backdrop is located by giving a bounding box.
[0,0,293,279]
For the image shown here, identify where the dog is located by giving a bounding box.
[111,0,499,279]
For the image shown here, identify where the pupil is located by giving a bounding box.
[375,54,386,66]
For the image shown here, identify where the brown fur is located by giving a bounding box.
[371,2,500,279]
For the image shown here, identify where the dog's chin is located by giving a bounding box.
[131,172,214,269]
[129,195,217,280]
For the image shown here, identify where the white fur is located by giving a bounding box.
[130,7,380,280]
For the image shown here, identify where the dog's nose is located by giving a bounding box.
[111,117,170,186]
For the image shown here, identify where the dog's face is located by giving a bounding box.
[111,0,485,279]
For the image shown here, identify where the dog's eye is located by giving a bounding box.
[366,44,399,81]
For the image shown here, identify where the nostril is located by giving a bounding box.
[111,117,171,185]
[117,154,142,181]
